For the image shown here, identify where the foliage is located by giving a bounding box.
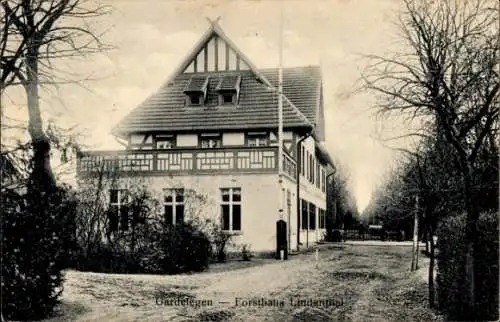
[154,222,212,274]
[436,211,499,321]
[206,221,233,263]
[74,172,215,274]
[240,244,252,261]
[1,185,77,321]
[326,161,359,241]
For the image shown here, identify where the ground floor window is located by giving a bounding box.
[221,188,241,231]
[164,188,185,225]
[109,189,129,232]
[301,199,308,230]
[309,203,316,230]
[319,208,326,229]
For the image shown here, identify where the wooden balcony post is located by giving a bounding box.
[192,150,197,170]
[152,151,158,172]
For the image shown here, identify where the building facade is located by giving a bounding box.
[76,22,334,252]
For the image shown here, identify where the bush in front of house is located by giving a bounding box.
[436,211,499,321]
[240,244,252,261]
[155,222,212,274]
[72,242,143,274]
[1,185,78,321]
[72,222,211,275]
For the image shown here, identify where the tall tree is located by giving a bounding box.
[1,0,109,193]
[362,0,498,317]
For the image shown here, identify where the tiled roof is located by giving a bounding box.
[216,75,241,92]
[112,65,322,137]
[184,76,209,93]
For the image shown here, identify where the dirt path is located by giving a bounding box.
[45,244,442,321]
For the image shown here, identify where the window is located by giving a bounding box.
[189,94,201,105]
[321,168,326,192]
[286,190,291,217]
[184,75,209,106]
[316,163,321,188]
[200,134,221,148]
[319,209,326,229]
[156,135,175,149]
[308,153,313,182]
[222,93,234,104]
[301,147,305,176]
[301,199,308,230]
[216,75,241,106]
[163,188,185,225]
[221,188,241,232]
[109,189,129,232]
[309,203,316,230]
[247,132,269,147]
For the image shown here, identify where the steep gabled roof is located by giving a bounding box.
[112,22,324,138]
[112,69,317,136]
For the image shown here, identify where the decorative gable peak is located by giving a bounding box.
[165,18,271,88]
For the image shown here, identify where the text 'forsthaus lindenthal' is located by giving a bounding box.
[235,297,345,308]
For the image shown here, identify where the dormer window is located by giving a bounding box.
[222,93,234,104]
[216,75,241,106]
[184,76,209,107]
[190,94,201,105]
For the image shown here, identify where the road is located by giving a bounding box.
[44,244,442,321]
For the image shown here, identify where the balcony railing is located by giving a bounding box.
[77,147,297,178]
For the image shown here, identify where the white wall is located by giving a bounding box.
[222,132,244,146]
[177,134,198,147]
[82,173,281,252]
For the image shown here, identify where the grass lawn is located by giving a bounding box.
[43,244,444,321]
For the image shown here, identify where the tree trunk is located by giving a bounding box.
[428,225,436,309]
[462,162,479,319]
[25,40,55,193]
[424,227,429,254]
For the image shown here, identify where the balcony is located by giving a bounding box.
[77,147,297,179]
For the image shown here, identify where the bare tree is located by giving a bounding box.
[1,0,110,193]
[362,0,498,316]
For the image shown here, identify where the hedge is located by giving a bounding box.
[436,211,499,321]
[1,186,77,321]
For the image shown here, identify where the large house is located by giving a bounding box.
[76,21,334,252]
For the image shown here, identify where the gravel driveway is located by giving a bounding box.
[44,244,443,321]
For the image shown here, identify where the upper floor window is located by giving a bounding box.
[200,133,221,148]
[189,94,202,106]
[156,135,175,149]
[163,188,184,225]
[221,188,241,232]
[247,132,269,147]
[221,93,235,104]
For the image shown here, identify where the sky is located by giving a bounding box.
[3,0,409,213]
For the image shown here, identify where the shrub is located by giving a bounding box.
[157,223,211,274]
[436,211,499,321]
[331,229,344,242]
[1,185,77,321]
[201,220,232,263]
[72,242,143,274]
[240,244,252,261]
